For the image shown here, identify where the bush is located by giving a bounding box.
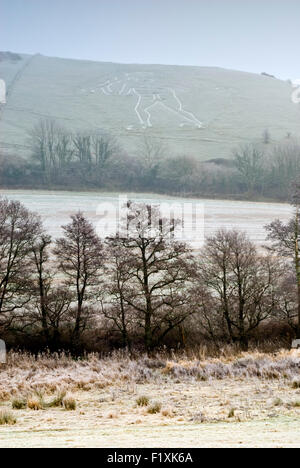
[273,398,283,407]
[47,389,66,408]
[161,408,174,418]
[27,396,44,411]
[291,378,300,389]
[0,410,17,425]
[192,412,206,423]
[63,395,76,411]
[291,400,300,408]
[136,396,149,407]
[147,402,161,414]
[11,396,27,410]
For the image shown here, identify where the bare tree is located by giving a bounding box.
[275,269,298,333]
[17,232,72,349]
[262,129,271,144]
[138,136,166,186]
[234,144,264,193]
[54,212,105,348]
[30,120,57,172]
[55,132,73,168]
[92,134,117,169]
[265,214,300,337]
[40,288,72,348]
[197,229,281,349]
[72,133,92,166]
[109,202,194,353]
[189,285,225,347]
[29,233,52,341]
[266,143,300,199]
[0,199,42,330]
[100,240,135,351]
[29,119,73,178]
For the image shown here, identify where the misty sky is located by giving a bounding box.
[1,0,299,79]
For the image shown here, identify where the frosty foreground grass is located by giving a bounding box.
[2,349,300,400]
[0,410,16,426]
[1,350,300,447]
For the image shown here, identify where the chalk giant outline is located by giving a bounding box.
[87,73,203,129]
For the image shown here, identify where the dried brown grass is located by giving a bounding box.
[0,349,299,403]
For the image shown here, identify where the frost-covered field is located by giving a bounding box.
[0,191,296,447]
[0,190,293,246]
[1,54,299,160]
[1,350,300,448]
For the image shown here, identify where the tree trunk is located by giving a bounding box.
[239,334,249,351]
[144,311,152,355]
[72,302,82,353]
[38,273,50,343]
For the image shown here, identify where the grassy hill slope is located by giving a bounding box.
[0,52,299,160]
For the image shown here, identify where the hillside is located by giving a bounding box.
[0,52,299,160]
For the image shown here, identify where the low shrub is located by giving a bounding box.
[63,395,76,411]
[147,402,161,414]
[47,389,67,408]
[11,396,26,410]
[0,410,17,425]
[136,396,149,407]
[291,378,300,389]
[27,396,44,411]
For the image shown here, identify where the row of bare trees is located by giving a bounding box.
[13,118,297,200]
[29,119,118,184]
[0,197,299,353]
[233,142,300,199]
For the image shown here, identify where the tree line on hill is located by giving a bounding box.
[0,194,300,354]
[0,118,299,201]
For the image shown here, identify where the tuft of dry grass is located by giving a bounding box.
[63,395,76,411]
[11,396,26,410]
[47,389,67,408]
[290,400,300,408]
[291,378,300,389]
[27,396,44,411]
[0,410,17,425]
[147,402,161,414]
[161,408,174,418]
[192,412,206,423]
[136,396,149,407]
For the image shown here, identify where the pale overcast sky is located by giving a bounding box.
[1,0,299,79]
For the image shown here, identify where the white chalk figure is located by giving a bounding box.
[0,79,6,104]
[291,79,300,105]
[93,73,202,128]
[0,339,6,364]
